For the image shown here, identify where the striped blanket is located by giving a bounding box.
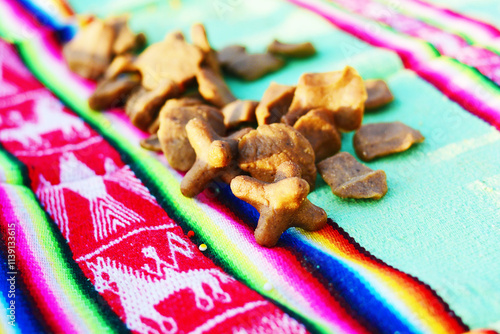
[0,0,499,333]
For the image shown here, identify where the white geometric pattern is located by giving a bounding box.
[0,94,90,147]
[87,243,233,334]
[103,157,157,205]
[142,232,194,273]
[36,153,155,242]
[37,174,71,240]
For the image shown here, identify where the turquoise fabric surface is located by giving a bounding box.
[67,0,500,329]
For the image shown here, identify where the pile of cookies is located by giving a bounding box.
[64,18,424,247]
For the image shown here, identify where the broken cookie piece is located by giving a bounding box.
[140,133,162,152]
[238,123,317,189]
[256,82,296,125]
[283,66,367,131]
[217,45,246,66]
[293,109,341,162]
[89,72,141,110]
[217,45,285,81]
[365,79,394,110]
[63,19,116,80]
[103,54,138,79]
[157,102,225,171]
[227,53,285,81]
[191,23,221,74]
[231,161,327,247]
[196,67,236,107]
[267,39,316,58]
[125,79,181,131]
[89,54,141,110]
[134,31,203,90]
[181,118,241,197]
[317,152,388,200]
[353,122,424,161]
[108,15,146,55]
[222,100,258,129]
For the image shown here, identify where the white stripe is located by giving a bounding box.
[76,223,176,262]
[376,0,497,45]
[428,130,500,163]
[0,88,47,108]
[188,301,268,334]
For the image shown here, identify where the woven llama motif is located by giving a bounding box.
[0,94,90,147]
[86,242,233,334]
[37,153,155,241]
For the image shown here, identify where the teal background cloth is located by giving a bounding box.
[68,0,500,328]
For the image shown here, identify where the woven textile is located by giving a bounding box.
[0,0,499,333]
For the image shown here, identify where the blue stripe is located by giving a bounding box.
[15,0,76,42]
[0,242,46,333]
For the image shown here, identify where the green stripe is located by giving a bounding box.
[324,0,441,59]
[15,40,329,333]
[373,0,500,57]
[0,147,26,185]
[441,56,500,94]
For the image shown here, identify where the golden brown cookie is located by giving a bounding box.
[353,122,424,161]
[139,133,162,152]
[196,67,236,107]
[125,79,181,131]
[148,96,204,134]
[180,119,242,197]
[256,82,296,125]
[365,79,394,110]
[221,100,258,129]
[89,54,141,110]
[238,123,317,189]
[293,109,341,162]
[191,23,221,74]
[157,102,225,171]
[108,15,146,55]
[103,54,138,79]
[267,39,316,58]
[88,72,141,110]
[231,161,327,247]
[134,31,203,90]
[63,19,116,80]
[317,152,387,199]
[217,45,246,66]
[283,66,367,131]
[217,45,285,81]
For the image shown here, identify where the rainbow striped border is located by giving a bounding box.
[388,0,500,51]
[0,180,129,333]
